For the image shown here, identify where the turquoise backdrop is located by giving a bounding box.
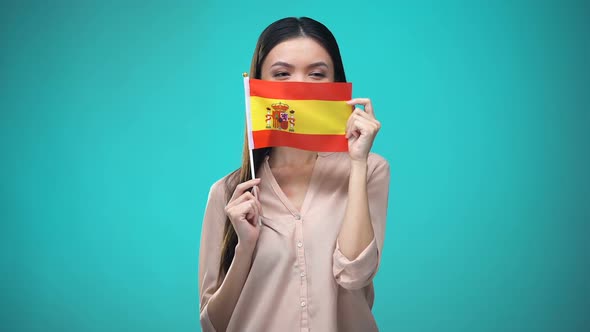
[1,1,588,331]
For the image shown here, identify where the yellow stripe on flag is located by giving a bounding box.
[250,96,351,135]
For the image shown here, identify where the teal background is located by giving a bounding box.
[1,1,588,331]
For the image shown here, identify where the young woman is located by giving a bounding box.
[199,17,390,332]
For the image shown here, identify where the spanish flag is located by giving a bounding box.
[243,76,353,152]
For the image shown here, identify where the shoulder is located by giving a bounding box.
[367,152,389,168]
[207,170,238,204]
[367,153,390,181]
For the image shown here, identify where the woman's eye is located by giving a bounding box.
[310,72,326,78]
[273,72,290,78]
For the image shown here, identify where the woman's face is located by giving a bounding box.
[260,37,335,83]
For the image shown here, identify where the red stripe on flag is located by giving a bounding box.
[252,130,348,152]
[249,79,352,101]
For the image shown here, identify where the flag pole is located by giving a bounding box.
[243,73,256,180]
[243,73,261,226]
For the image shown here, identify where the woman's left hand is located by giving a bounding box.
[345,98,381,161]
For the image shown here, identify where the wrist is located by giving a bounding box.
[350,158,368,171]
[235,242,256,257]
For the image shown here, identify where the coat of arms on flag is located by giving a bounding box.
[265,102,296,132]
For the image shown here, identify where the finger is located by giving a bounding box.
[347,112,380,139]
[345,112,353,139]
[257,197,263,217]
[229,198,257,224]
[352,111,380,129]
[345,108,362,139]
[355,118,381,138]
[242,191,262,220]
[351,108,377,121]
[350,108,381,129]
[347,117,363,140]
[248,200,262,226]
[346,108,373,139]
[252,185,259,200]
[226,193,260,217]
[250,186,263,217]
[251,196,261,220]
[227,191,256,209]
[230,178,261,202]
[244,200,257,223]
[346,98,374,117]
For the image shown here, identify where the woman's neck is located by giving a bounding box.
[268,147,317,169]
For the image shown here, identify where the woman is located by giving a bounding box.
[199,17,390,332]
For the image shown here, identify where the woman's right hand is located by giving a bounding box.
[224,178,262,250]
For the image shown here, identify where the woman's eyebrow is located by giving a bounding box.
[307,61,329,68]
[270,61,329,69]
[270,61,294,68]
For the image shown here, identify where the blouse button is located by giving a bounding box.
[300,301,306,307]
[297,241,303,248]
[294,214,301,220]
[300,272,306,277]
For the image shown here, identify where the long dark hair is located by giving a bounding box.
[218,17,348,280]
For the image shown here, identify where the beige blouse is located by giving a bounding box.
[199,152,390,331]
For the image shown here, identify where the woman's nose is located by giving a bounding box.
[290,73,306,82]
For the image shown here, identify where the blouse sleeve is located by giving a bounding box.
[198,179,228,331]
[333,154,391,290]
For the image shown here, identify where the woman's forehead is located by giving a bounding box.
[263,37,333,67]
